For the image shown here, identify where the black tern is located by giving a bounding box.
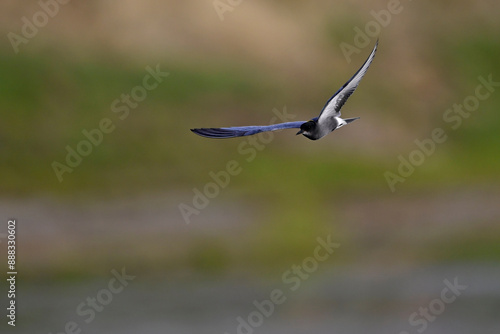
[191,40,378,140]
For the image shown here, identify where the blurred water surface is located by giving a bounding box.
[17,264,500,334]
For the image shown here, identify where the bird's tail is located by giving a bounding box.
[344,117,360,124]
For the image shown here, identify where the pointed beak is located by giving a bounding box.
[296,130,303,135]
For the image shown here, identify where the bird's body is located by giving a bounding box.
[192,41,378,141]
[298,116,359,140]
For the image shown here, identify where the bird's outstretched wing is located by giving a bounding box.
[317,40,378,123]
[191,121,306,139]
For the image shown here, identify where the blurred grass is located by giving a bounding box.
[1,34,499,198]
[426,230,500,263]
[0,51,281,196]
[1,47,498,198]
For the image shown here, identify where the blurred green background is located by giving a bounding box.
[1,1,499,333]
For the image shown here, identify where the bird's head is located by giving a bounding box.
[296,120,316,137]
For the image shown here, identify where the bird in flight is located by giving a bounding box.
[191,41,378,141]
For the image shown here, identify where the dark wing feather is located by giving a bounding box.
[317,40,378,123]
[191,121,306,139]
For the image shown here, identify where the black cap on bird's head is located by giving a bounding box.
[296,120,316,135]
